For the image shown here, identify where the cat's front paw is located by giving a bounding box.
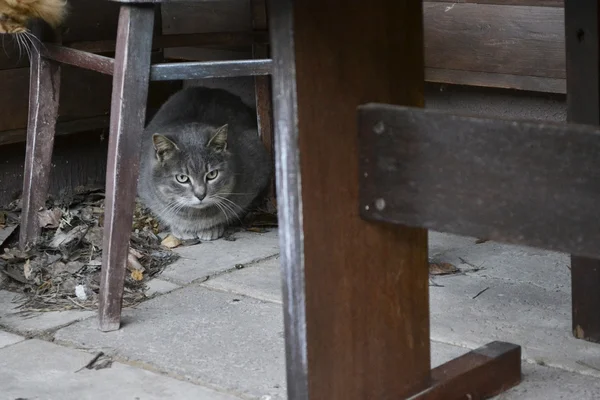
[170,229,198,241]
[197,226,225,241]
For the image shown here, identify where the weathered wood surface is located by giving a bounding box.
[98,5,155,332]
[424,1,565,92]
[564,0,600,344]
[413,342,521,400]
[271,0,431,398]
[359,104,600,259]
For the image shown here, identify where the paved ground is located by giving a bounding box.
[1,229,600,399]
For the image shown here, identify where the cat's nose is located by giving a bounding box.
[194,189,206,201]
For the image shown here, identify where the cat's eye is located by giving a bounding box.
[175,174,190,184]
[206,170,219,180]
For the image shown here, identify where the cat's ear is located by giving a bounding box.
[152,134,179,161]
[208,124,228,152]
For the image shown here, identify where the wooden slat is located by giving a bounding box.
[564,0,600,344]
[426,68,566,94]
[358,104,600,259]
[149,59,271,80]
[424,2,565,80]
[431,0,563,6]
[411,342,521,399]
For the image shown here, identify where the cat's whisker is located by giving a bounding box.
[22,32,36,58]
[1,35,9,58]
[213,202,230,224]
[212,195,244,214]
[14,34,23,62]
[213,198,242,223]
[20,33,32,61]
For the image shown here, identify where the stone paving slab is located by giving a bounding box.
[203,256,282,304]
[55,284,286,400]
[0,290,93,335]
[0,330,24,349]
[430,232,570,293]
[146,278,181,297]
[161,230,279,285]
[430,273,600,377]
[0,338,242,400]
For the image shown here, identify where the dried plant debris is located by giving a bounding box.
[429,261,460,276]
[0,188,179,312]
[0,187,278,313]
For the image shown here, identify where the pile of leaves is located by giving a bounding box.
[0,187,180,312]
[0,187,279,313]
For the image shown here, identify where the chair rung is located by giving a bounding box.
[149,59,272,80]
[41,44,272,80]
[42,44,114,75]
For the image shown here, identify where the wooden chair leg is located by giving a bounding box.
[98,4,155,332]
[251,0,276,205]
[19,41,61,250]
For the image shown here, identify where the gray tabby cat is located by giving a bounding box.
[137,86,271,241]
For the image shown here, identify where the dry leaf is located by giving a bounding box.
[37,208,63,229]
[23,259,32,280]
[130,269,144,281]
[127,251,145,272]
[161,234,182,249]
[50,225,88,248]
[429,262,459,276]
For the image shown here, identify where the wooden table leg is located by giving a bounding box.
[270,0,522,398]
[98,4,154,332]
[19,32,61,249]
[270,1,430,398]
[565,0,600,343]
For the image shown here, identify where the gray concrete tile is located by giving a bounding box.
[430,237,570,293]
[430,273,600,378]
[146,278,181,297]
[0,330,24,349]
[0,290,93,335]
[0,339,242,400]
[203,256,282,304]
[161,230,279,285]
[55,285,286,400]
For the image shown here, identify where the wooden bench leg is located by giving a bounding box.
[565,0,600,343]
[19,43,61,249]
[98,4,154,332]
[270,0,521,398]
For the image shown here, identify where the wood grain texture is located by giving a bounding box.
[359,104,600,259]
[564,0,600,344]
[426,68,566,94]
[431,0,562,6]
[424,3,565,79]
[290,0,430,398]
[414,342,522,399]
[98,4,155,332]
[251,0,275,204]
[19,48,61,248]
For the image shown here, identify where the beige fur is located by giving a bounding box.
[0,0,67,33]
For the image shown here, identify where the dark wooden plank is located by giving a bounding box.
[66,31,267,53]
[424,3,565,79]
[43,44,115,75]
[426,68,566,94]
[413,342,522,399]
[564,0,600,344]
[19,43,61,248]
[98,4,155,332]
[0,116,110,146]
[149,59,271,80]
[358,104,600,259]
[271,0,430,398]
[432,0,562,6]
[251,0,275,205]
